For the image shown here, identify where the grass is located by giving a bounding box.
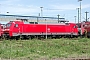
[0,38,90,60]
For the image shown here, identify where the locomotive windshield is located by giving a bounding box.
[6,23,12,28]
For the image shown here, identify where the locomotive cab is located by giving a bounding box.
[3,20,23,37]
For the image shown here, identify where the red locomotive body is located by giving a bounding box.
[0,25,2,36]
[3,20,78,39]
[0,24,4,37]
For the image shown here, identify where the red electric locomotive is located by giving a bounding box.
[3,20,78,39]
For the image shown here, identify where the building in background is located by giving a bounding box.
[0,14,65,24]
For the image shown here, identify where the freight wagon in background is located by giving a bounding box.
[76,21,90,37]
[2,19,78,39]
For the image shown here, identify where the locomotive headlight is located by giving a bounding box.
[5,29,10,31]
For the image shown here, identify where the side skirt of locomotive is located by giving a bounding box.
[11,32,78,39]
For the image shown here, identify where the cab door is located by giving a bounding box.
[12,24,20,36]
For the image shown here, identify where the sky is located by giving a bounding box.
[0,0,90,23]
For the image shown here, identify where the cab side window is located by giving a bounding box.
[74,25,77,28]
[14,24,18,27]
